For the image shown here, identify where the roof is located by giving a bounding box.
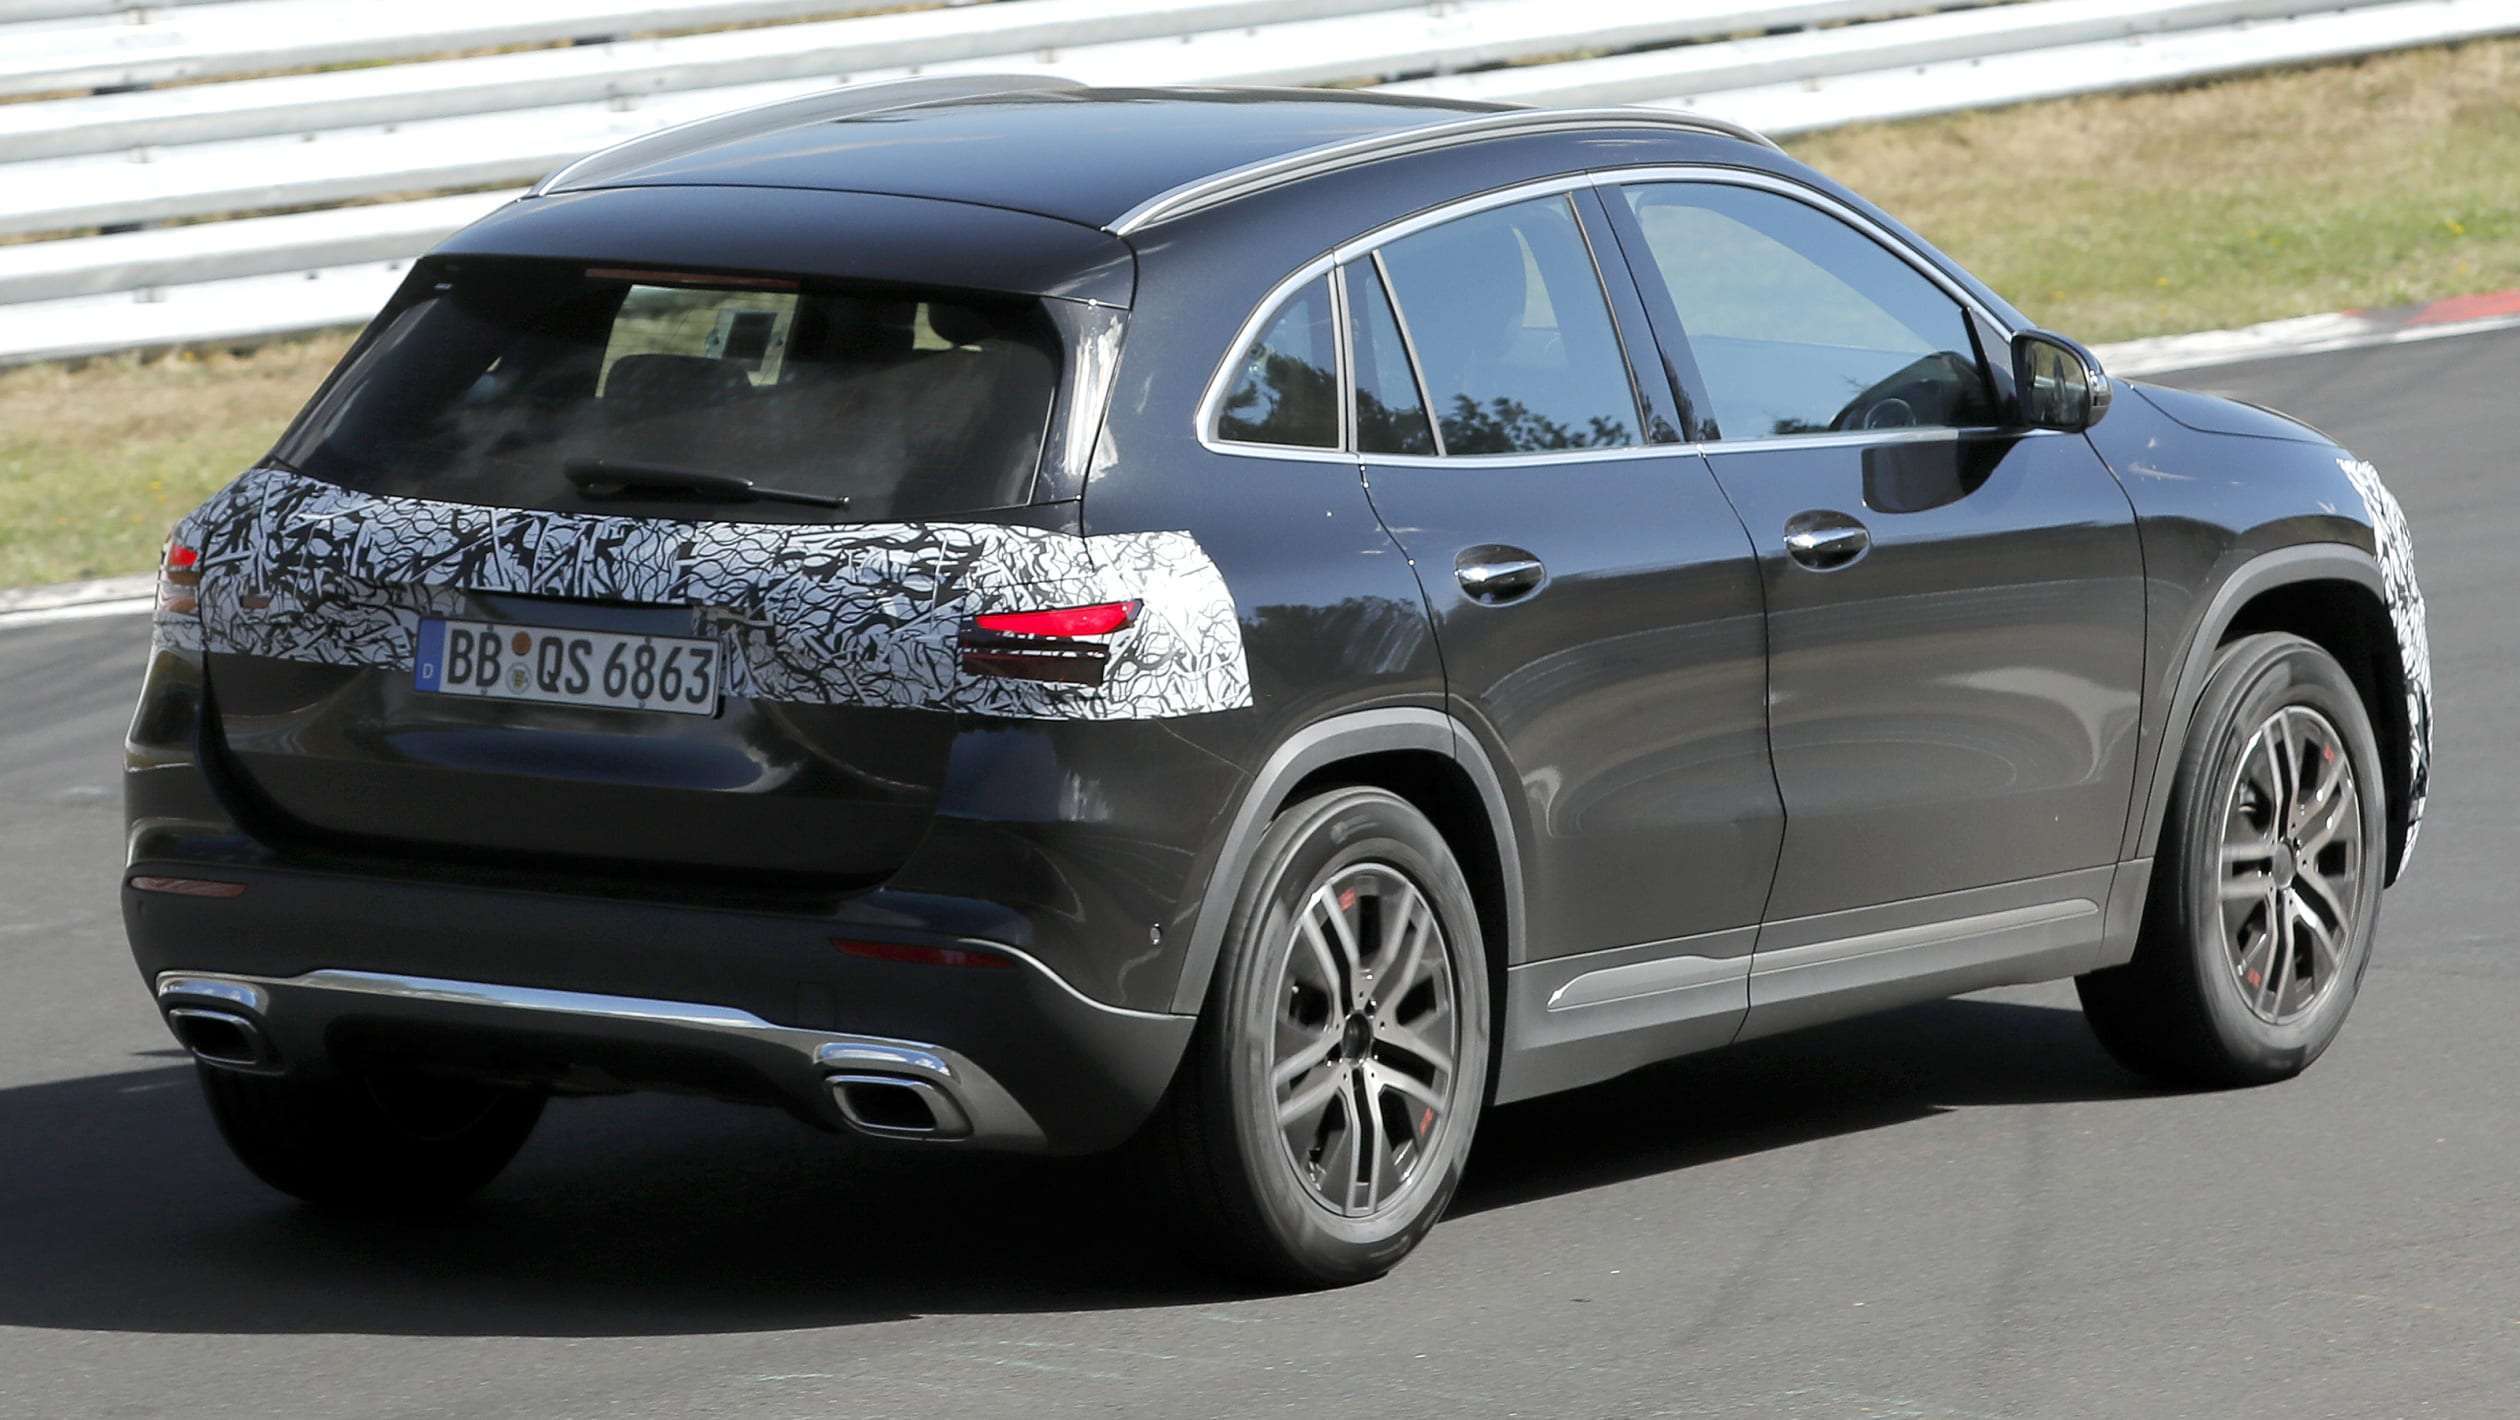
[538,81,1525,232]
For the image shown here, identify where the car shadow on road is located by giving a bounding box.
[0,995,2146,1339]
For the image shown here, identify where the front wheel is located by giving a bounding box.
[1149,787,1492,1287]
[2078,633,2386,1086]
[198,1063,545,1210]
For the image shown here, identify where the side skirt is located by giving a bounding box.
[1494,863,2144,1103]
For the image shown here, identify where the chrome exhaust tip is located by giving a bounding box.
[165,1006,274,1069]
[828,1073,972,1140]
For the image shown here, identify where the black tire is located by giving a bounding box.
[1148,787,1492,1288]
[198,1063,545,1210]
[2078,633,2386,1087]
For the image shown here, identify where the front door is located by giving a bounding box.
[1605,176,2147,925]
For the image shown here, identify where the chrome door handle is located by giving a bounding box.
[1455,554,1546,603]
[1781,512,1871,571]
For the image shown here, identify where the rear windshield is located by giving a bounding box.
[275,258,1062,521]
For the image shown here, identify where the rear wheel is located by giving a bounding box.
[1150,787,1491,1287]
[198,1064,545,1210]
[2078,633,2385,1086]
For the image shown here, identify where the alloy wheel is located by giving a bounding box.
[1265,863,1463,1217]
[2215,704,2366,1024]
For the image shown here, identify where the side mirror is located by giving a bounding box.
[2011,330,2112,432]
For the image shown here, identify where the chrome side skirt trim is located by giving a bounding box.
[1547,950,1744,1012]
[1738,868,2112,1043]
[1495,925,1754,1105]
[1749,899,2100,978]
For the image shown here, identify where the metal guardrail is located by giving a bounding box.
[1,0,2514,363]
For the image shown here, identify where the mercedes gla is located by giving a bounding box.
[127,78,2431,1285]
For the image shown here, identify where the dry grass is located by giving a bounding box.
[0,335,351,587]
[1794,36,2520,341]
[4,39,2518,588]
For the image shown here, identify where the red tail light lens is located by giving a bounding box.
[971,601,1140,638]
[157,539,201,616]
[835,938,1015,970]
[959,600,1141,686]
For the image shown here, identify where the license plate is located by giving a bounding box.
[415,618,720,716]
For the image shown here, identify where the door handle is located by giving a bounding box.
[1781,511,1871,571]
[1455,550,1547,603]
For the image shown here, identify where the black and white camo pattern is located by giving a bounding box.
[156,466,1252,720]
[2337,456,2431,873]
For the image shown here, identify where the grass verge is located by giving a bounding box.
[4,37,2517,588]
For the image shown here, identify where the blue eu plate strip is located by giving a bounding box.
[414,618,446,692]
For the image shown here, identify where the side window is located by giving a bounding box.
[1377,196,1639,456]
[1345,261,1436,457]
[1215,275,1339,449]
[1619,183,1996,439]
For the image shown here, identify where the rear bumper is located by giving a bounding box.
[156,969,1051,1149]
[126,865,1195,1155]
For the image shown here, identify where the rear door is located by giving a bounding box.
[1341,189,1781,987]
[1602,175,2146,928]
[183,260,1239,888]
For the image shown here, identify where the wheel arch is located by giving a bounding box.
[2128,544,2413,886]
[1168,708,1525,1015]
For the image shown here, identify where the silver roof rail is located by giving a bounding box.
[1109,106,1782,237]
[534,73,1087,197]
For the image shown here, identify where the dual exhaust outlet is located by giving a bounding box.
[165,1000,974,1143]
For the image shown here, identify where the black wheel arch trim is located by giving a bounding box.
[2122,542,2403,877]
[1168,707,1526,1015]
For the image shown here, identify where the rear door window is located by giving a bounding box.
[1214,274,1341,449]
[1345,260,1437,457]
[278,259,1063,521]
[1374,195,1640,456]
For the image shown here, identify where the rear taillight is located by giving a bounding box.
[959,599,1140,686]
[835,938,1015,970]
[157,538,200,617]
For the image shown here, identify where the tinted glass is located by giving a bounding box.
[1377,196,1638,456]
[1621,184,1995,439]
[278,259,1059,522]
[1346,262,1436,456]
[1216,276,1340,448]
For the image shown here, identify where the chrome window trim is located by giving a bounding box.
[1594,165,2036,450]
[1591,165,2019,341]
[1194,164,2041,462]
[1328,171,1597,265]
[1199,173,1634,462]
[1196,253,1356,463]
[1110,107,1780,237]
[1368,250,1446,458]
[1330,257,1357,454]
[1362,441,1706,470]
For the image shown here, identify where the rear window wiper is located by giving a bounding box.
[563,458,848,510]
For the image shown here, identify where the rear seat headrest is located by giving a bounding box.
[602,353,753,408]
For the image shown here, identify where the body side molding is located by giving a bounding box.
[1495,926,1755,1105]
[1168,706,1526,1014]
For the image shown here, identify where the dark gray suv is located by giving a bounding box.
[126,78,2432,1286]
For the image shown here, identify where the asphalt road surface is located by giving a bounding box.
[4,331,2515,1420]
